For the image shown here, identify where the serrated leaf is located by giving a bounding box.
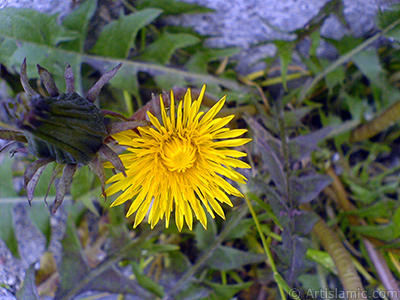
[136,0,213,15]
[0,203,19,257]
[289,126,332,161]
[205,245,265,271]
[91,8,162,58]
[275,232,310,286]
[139,32,200,65]
[15,264,40,300]
[245,116,286,194]
[290,172,332,205]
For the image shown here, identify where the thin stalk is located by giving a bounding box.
[244,193,286,300]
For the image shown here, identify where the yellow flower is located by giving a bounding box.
[105,85,251,230]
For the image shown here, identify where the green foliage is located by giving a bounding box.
[91,9,162,58]
[3,1,400,300]
[0,156,18,198]
[139,32,200,64]
[0,203,19,257]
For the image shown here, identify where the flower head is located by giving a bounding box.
[106,85,251,230]
[0,59,147,212]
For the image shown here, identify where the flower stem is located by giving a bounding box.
[244,193,287,300]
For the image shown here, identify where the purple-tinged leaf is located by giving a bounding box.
[44,164,63,205]
[86,63,122,103]
[245,116,286,194]
[24,158,54,189]
[289,126,332,161]
[27,164,47,205]
[99,144,126,176]
[106,120,149,136]
[37,64,60,97]
[275,231,310,286]
[20,58,38,97]
[0,129,27,143]
[52,163,77,214]
[290,171,332,205]
[101,109,129,121]
[88,156,106,200]
[64,63,75,93]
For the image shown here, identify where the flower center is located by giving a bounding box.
[162,137,196,173]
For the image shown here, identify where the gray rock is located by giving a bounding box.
[0,0,71,15]
[13,203,46,269]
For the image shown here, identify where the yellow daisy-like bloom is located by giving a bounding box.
[105,85,251,230]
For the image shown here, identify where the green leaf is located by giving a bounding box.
[324,62,345,94]
[205,245,265,271]
[195,214,217,251]
[353,50,400,106]
[276,41,294,91]
[343,199,396,219]
[306,249,337,274]
[136,0,213,15]
[62,0,98,52]
[55,215,91,299]
[91,8,162,58]
[0,7,77,47]
[204,280,253,300]
[351,223,400,241]
[186,47,240,74]
[27,205,51,247]
[139,32,200,65]
[70,166,99,216]
[131,261,165,297]
[0,203,19,257]
[15,265,40,300]
[377,5,400,37]
[0,156,17,198]
[0,7,80,89]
